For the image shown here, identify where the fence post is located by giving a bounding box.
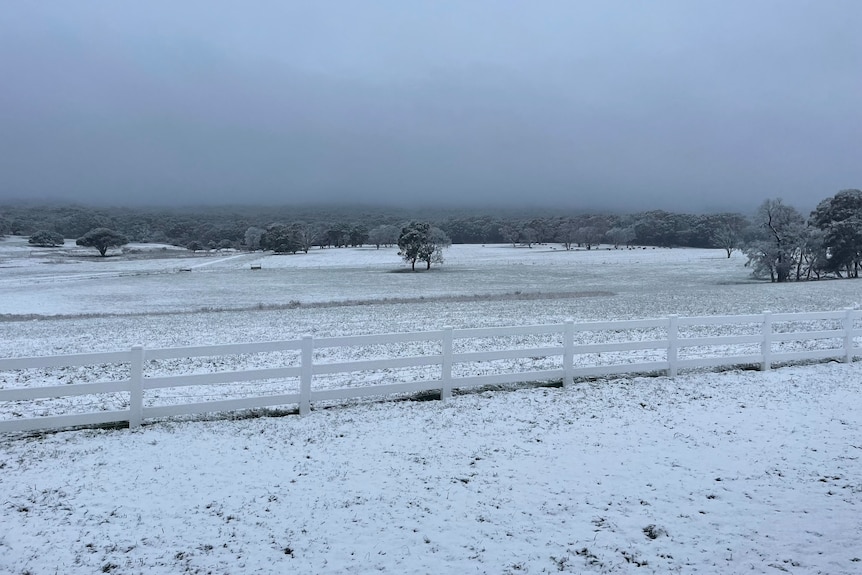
[441,327,454,400]
[564,319,574,388]
[844,308,856,363]
[129,345,144,429]
[761,311,772,371]
[667,315,679,378]
[300,335,313,416]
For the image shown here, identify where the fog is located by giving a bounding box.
[1,1,859,213]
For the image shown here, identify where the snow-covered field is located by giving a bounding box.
[2,237,861,574]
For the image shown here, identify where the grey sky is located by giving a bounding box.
[1,1,859,212]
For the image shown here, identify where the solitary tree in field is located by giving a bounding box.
[744,199,806,282]
[76,228,128,256]
[397,222,450,270]
[703,213,749,257]
[29,230,65,247]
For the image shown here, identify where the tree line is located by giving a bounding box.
[1,190,860,281]
[0,203,752,250]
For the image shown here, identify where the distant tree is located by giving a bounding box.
[575,226,604,250]
[499,222,520,247]
[708,214,749,258]
[519,226,539,248]
[527,218,552,243]
[260,224,302,254]
[349,225,369,247]
[76,228,129,256]
[186,240,205,253]
[322,223,351,248]
[216,239,234,251]
[606,226,636,249]
[810,189,862,278]
[556,218,579,250]
[28,230,65,247]
[368,224,399,249]
[290,222,321,253]
[243,226,264,251]
[397,222,450,270]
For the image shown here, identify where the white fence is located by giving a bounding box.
[1,310,860,434]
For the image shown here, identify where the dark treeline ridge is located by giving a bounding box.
[2,189,860,283]
[0,202,746,250]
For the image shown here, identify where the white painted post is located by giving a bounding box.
[761,311,772,371]
[441,327,454,400]
[299,335,313,416]
[129,345,144,429]
[843,308,855,363]
[667,315,679,378]
[563,319,574,388]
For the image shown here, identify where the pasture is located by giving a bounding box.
[1,238,861,574]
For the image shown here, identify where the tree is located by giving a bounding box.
[346,225,367,247]
[290,222,321,253]
[260,224,302,253]
[744,199,806,282]
[499,222,520,247]
[606,226,636,249]
[397,222,450,270]
[556,218,579,250]
[243,226,264,251]
[186,240,205,253]
[575,226,604,250]
[810,189,862,278]
[368,224,399,249]
[28,230,65,247]
[709,217,747,258]
[76,228,129,256]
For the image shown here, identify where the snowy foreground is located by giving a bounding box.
[2,363,861,574]
[2,240,862,573]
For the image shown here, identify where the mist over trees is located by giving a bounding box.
[1,190,860,281]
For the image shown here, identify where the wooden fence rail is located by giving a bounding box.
[1,310,860,434]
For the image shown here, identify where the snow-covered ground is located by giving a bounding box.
[2,238,861,574]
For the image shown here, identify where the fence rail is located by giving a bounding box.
[1,310,860,433]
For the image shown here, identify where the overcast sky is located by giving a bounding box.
[0,1,859,213]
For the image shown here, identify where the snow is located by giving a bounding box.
[2,237,862,573]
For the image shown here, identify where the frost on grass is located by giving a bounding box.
[2,244,862,573]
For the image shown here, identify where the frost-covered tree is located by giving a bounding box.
[243,226,264,251]
[810,189,862,278]
[744,199,806,282]
[397,222,450,270]
[260,224,302,254]
[606,226,636,249]
[76,228,128,256]
[368,224,399,249]
[556,219,579,250]
[28,230,65,247]
[709,214,749,258]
